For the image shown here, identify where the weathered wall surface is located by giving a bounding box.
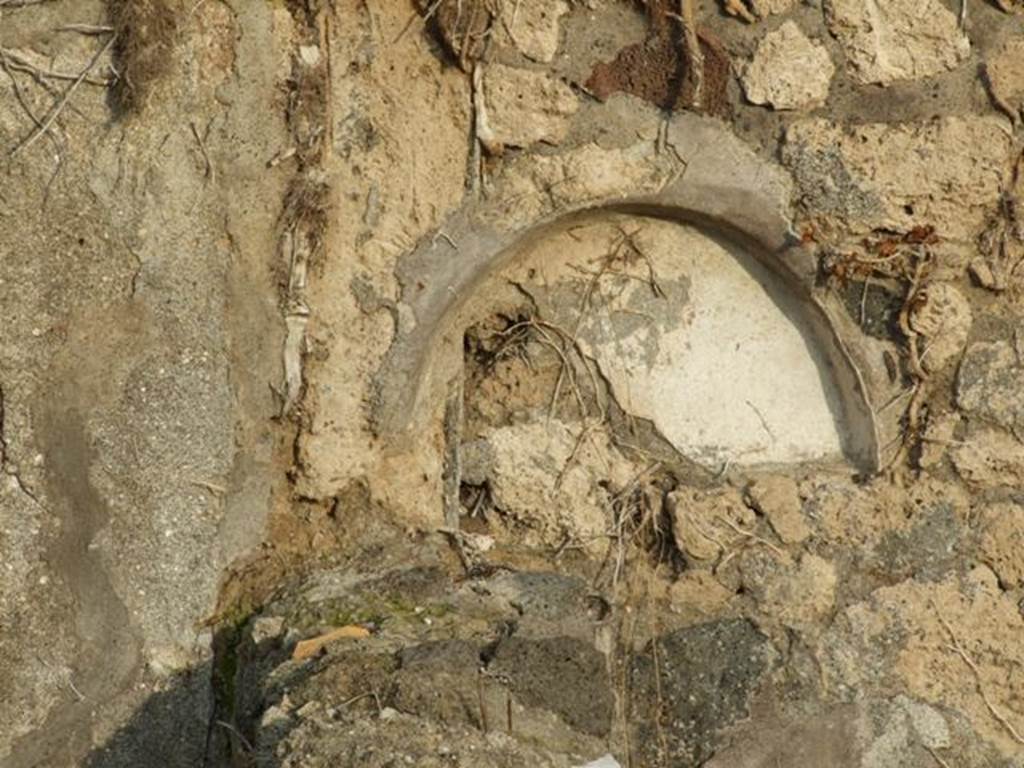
[2,0,1024,766]
[1,2,289,764]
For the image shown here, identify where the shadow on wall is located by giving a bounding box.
[82,664,213,768]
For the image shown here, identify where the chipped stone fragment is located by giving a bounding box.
[478,63,578,151]
[978,502,1024,589]
[746,475,810,544]
[668,487,754,561]
[669,570,734,615]
[744,552,836,630]
[950,428,1024,487]
[823,0,970,86]
[909,283,972,372]
[956,337,1024,433]
[741,21,834,110]
[494,0,569,63]
[985,37,1024,122]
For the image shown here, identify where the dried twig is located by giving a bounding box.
[0,47,65,204]
[0,47,113,86]
[58,24,115,35]
[395,0,444,44]
[717,516,785,559]
[935,608,1024,746]
[11,34,115,158]
[189,119,214,183]
[191,479,227,496]
[883,253,930,471]
[676,0,704,108]
[722,0,756,22]
[214,720,253,753]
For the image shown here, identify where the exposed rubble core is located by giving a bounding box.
[3,1,1024,767]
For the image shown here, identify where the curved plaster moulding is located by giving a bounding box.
[374,114,884,473]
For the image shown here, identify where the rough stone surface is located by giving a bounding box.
[909,283,972,372]
[951,428,1024,486]
[957,336,1024,433]
[668,570,734,617]
[631,620,771,766]
[1,4,280,764]
[784,117,1011,242]
[978,502,1024,588]
[745,475,810,544]
[487,141,672,228]
[462,420,631,551]
[741,22,834,110]
[6,1,1024,765]
[985,36,1024,121]
[703,707,861,767]
[821,572,1024,758]
[749,0,798,15]
[668,487,757,561]
[824,0,970,86]
[479,63,578,150]
[494,0,570,63]
[919,411,960,469]
[742,552,836,630]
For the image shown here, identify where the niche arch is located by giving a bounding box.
[373,115,882,473]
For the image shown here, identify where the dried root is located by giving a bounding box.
[972,151,1024,292]
[821,227,939,471]
[107,0,178,115]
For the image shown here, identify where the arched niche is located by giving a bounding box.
[373,114,881,473]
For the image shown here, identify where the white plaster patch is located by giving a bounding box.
[518,218,848,469]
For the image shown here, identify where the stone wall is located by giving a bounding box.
[2,0,1024,766]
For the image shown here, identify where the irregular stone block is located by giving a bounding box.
[494,0,569,63]
[746,475,810,544]
[824,0,969,86]
[742,21,834,110]
[978,502,1024,589]
[742,552,837,630]
[985,36,1024,122]
[784,117,1011,241]
[489,636,614,737]
[951,428,1024,487]
[479,63,578,150]
[630,619,771,766]
[956,337,1024,433]
[668,487,755,561]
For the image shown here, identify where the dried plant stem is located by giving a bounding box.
[11,35,114,158]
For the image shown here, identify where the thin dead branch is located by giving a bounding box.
[935,608,1024,746]
[10,35,115,158]
[58,24,116,35]
[722,0,756,22]
[0,47,113,86]
[676,0,704,108]
[0,47,66,205]
[0,0,59,6]
[189,119,214,183]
